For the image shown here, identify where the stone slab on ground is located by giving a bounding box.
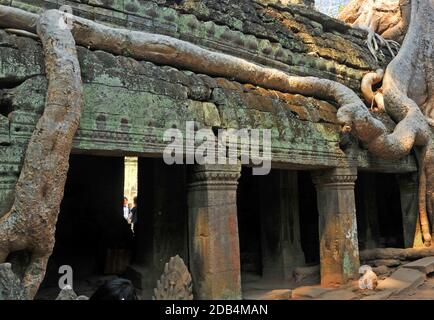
[292,286,333,299]
[293,265,320,284]
[402,257,434,274]
[376,268,425,294]
[372,265,390,276]
[317,289,358,300]
[243,289,292,300]
[361,290,394,300]
[242,277,294,291]
[369,259,402,267]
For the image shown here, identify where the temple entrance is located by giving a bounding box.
[238,167,315,297]
[35,154,130,299]
[125,158,189,299]
[237,167,263,278]
[355,172,405,250]
[35,156,189,300]
[298,171,320,265]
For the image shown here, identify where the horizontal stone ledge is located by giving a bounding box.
[360,247,434,261]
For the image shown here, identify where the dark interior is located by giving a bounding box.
[36,154,129,299]
[36,156,190,299]
[237,168,321,277]
[297,170,320,265]
[237,166,263,275]
[355,172,404,250]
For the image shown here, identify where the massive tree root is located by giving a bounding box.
[341,0,434,246]
[0,10,82,299]
[338,0,411,43]
[338,0,410,62]
[361,69,385,111]
[0,0,432,298]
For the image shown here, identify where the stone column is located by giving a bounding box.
[260,171,305,280]
[188,164,242,300]
[312,167,360,286]
[397,173,421,247]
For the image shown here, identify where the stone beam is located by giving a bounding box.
[312,167,360,286]
[187,164,242,300]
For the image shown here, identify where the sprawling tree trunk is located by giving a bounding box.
[338,0,411,43]
[339,0,434,246]
[0,0,432,298]
[0,10,83,299]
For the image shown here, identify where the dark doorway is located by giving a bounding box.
[36,154,130,299]
[355,172,404,249]
[237,166,263,276]
[237,167,309,282]
[298,171,320,265]
[128,158,188,298]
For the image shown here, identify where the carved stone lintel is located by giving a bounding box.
[312,167,358,189]
[188,164,241,189]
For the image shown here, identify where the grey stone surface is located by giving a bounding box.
[244,289,292,300]
[292,286,333,298]
[317,289,358,300]
[361,290,394,300]
[294,265,320,284]
[372,265,390,276]
[56,286,78,300]
[403,257,434,274]
[369,259,402,267]
[0,263,26,300]
[376,268,426,294]
[56,286,90,300]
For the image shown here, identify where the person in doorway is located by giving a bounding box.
[123,197,130,222]
[127,203,133,224]
[129,196,138,234]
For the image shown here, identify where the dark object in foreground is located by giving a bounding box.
[90,278,138,300]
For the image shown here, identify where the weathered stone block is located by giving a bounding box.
[292,286,333,299]
[244,289,292,300]
[318,289,358,300]
[361,289,394,300]
[376,268,425,294]
[403,257,434,275]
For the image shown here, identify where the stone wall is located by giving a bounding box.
[0,1,416,219]
[2,0,379,91]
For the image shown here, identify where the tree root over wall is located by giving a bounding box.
[342,0,434,247]
[0,0,432,298]
[0,9,83,299]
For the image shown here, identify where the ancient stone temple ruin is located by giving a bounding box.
[0,0,431,300]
